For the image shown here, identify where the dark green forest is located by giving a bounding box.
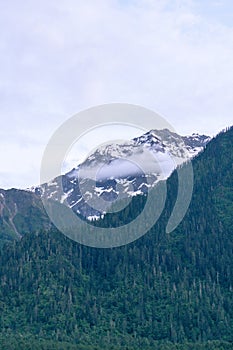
[0,127,233,349]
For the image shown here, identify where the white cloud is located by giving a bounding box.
[0,0,233,188]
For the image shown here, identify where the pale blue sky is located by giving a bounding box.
[0,0,233,188]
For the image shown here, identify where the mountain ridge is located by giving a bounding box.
[37,128,211,221]
[0,128,211,241]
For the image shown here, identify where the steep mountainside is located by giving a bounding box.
[0,127,232,349]
[0,188,50,245]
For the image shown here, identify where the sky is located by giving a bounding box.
[0,0,233,189]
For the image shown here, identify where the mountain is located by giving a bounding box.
[36,129,210,220]
[0,127,232,349]
[0,129,209,243]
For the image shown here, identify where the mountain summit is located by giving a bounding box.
[36,129,210,220]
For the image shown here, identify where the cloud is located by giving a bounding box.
[0,0,233,187]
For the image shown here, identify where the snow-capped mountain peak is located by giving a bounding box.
[35,129,211,220]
